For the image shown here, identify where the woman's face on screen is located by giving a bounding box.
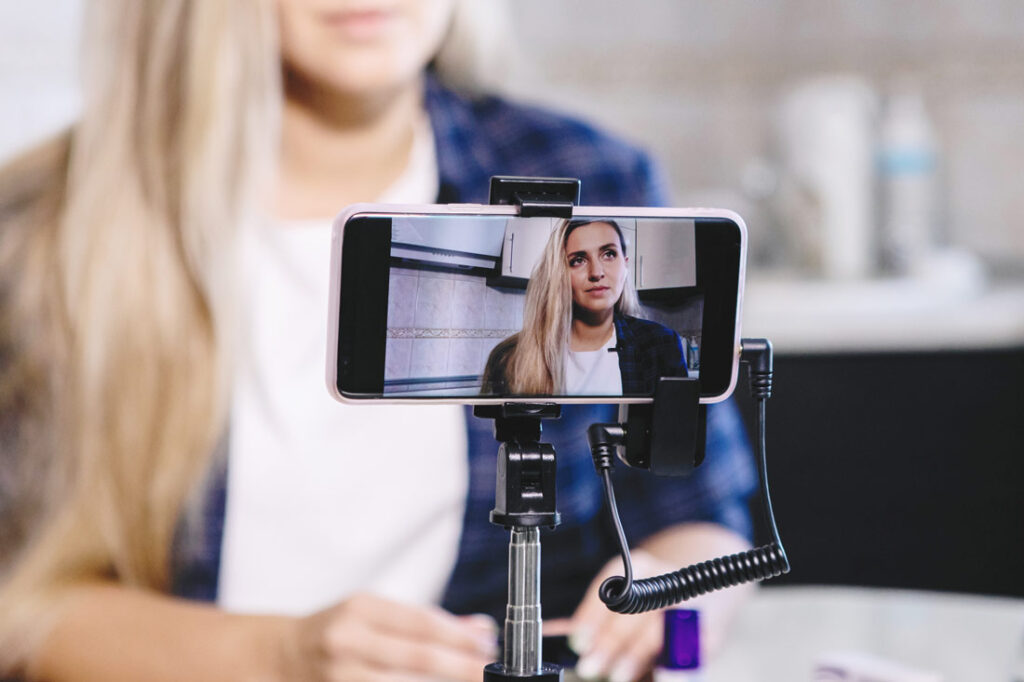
[276,0,456,95]
[565,222,629,318]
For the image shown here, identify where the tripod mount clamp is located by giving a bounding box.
[475,403,562,529]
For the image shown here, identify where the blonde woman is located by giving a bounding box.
[0,1,757,680]
[482,219,687,397]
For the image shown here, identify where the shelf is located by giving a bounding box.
[742,251,1024,353]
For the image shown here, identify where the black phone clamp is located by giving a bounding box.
[613,376,707,475]
[488,175,581,218]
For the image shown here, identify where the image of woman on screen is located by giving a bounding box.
[482,219,688,396]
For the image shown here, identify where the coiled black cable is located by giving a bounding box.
[596,339,790,614]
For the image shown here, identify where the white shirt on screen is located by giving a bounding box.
[218,114,469,615]
[564,328,623,396]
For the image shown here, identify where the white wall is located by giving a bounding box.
[3,1,1022,269]
[504,0,1024,268]
[0,1,82,162]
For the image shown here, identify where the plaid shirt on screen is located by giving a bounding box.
[614,313,689,396]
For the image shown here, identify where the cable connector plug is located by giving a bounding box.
[587,422,626,472]
[740,338,774,401]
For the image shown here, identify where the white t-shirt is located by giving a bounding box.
[564,328,623,396]
[218,115,469,615]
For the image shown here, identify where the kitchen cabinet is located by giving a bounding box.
[493,217,557,285]
[634,218,696,290]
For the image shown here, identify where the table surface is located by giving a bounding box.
[705,585,1024,681]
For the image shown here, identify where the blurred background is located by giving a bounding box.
[508,1,1024,271]
[499,18,1024,677]
[503,1,1024,608]
[4,2,1024,300]
[502,2,1024,356]
[2,0,1022,673]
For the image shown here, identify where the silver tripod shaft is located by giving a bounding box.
[504,526,542,674]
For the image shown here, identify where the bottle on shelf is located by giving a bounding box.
[878,79,939,276]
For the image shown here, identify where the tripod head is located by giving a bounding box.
[474,403,562,529]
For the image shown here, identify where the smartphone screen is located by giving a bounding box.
[330,207,744,404]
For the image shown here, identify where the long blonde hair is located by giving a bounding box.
[0,0,279,668]
[505,219,640,394]
[0,0,514,670]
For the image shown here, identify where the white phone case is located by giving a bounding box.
[326,203,747,405]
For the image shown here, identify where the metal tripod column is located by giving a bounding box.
[504,527,542,673]
[485,521,559,682]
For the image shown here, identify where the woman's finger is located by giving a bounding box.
[542,617,574,637]
[361,625,495,681]
[600,613,663,682]
[574,610,647,681]
[458,613,499,632]
[341,594,498,658]
[562,569,628,655]
[324,615,494,682]
[566,553,650,658]
[325,659,435,682]
[569,585,611,641]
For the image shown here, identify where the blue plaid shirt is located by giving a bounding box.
[614,314,688,396]
[172,74,757,622]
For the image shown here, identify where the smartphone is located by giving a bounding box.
[326,204,746,404]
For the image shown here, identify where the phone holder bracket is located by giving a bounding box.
[617,377,707,476]
[488,175,581,218]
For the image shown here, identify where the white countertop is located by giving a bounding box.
[741,252,1024,353]
[708,585,1024,681]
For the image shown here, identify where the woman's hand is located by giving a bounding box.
[280,593,498,682]
[545,523,754,682]
[545,550,671,682]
